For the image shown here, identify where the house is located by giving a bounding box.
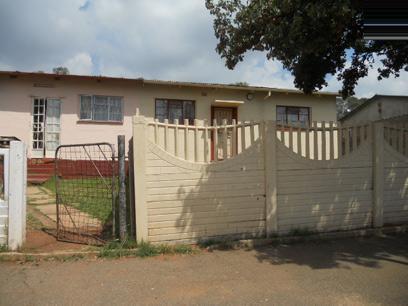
[340,94,408,124]
[0,70,337,181]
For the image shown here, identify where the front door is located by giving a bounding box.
[211,107,237,160]
[32,98,61,158]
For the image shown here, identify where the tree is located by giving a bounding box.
[205,0,408,98]
[52,66,69,75]
[336,96,367,118]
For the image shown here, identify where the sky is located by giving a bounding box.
[0,0,407,98]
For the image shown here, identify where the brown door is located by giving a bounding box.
[211,107,238,160]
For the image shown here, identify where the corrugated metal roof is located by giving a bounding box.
[0,70,338,96]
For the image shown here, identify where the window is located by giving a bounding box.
[79,95,123,122]
[276,106,310,127]
[155,99,195,124]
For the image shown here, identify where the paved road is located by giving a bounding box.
[1,234,407,305]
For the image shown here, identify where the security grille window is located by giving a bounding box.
[277,106,310,127]
[155,99,195,124]
[80,95,123,122]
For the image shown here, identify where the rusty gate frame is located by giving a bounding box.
[55,142,116,244]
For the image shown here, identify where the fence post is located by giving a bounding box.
[118,135,127,241]
[372,121,384,228]
[264,121,278,236]
[8,141,26,250]
[133,115,148,242]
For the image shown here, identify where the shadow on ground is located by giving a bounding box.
[252,233,408,269]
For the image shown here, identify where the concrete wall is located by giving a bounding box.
[343,96,408,125]
[0,73,337,157]
[276,140,373,233]
[133,117,408,244]
[383,143,408,225]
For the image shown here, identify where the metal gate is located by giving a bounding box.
[55,143,116,245]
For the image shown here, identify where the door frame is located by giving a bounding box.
[210,106,238,160]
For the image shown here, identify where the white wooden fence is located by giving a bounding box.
[0,141,27,250]
[132,116,408,244]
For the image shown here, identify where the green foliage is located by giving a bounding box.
[98,240,195,259]
[0,245,8,252]
[337,96,368,118]
[52,66,69,75]
[206,0,408,98]
[136,241,160,258]
[173,244,194,254]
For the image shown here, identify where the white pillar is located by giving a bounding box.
[8,141,27,250]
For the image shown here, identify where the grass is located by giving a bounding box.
[42,176,115,223]
[0,245,8,252]
[98,239,195,259]
[27,212,43,230]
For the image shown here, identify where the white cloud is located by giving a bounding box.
[63,52,93,75]
[326,58,408,98]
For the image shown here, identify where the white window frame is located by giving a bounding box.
[79,95,124,123]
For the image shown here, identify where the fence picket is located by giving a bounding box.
[204,120,209,162]
[338,124,343,158]
[174,119,179,157]
[297,125,302,155]
[329,121,334,160]
[313,121,318,160]
[154,119,159,144]
[250,120,255,145]
[322,121,326,160]
[232,119,237,156]
[194,119,199,162]
[305,126,310,159]
[241,122,246,152]
[345,126,350,155]
[289,126,293,150]
[164,119,169,151]
[222,119,228,159]
[184,119,189,161]
[213,119,218,161]
[352,125,357,152]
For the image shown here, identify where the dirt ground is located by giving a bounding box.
[1,233,407,306]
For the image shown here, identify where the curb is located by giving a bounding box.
[1,225,407,261]
[236,225,408,249]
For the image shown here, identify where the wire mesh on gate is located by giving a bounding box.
[55,143,116,245]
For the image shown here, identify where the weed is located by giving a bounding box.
[173,244,194,254]
[135,241,159,258]
[288,227,316,237]
[0,245,8,253]
[156,244,174,255]
[27,213,43,230]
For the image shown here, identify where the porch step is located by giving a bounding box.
[28,158,55,184]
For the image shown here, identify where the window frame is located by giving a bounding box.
[276,105,311,127]
[154,98,196,125]
[79,95,124,123]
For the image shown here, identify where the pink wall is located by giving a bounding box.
[0,73,337,158]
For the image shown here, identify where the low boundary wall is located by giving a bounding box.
[132,116,408,244]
